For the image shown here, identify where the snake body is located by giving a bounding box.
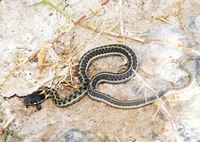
[24,44,193,110]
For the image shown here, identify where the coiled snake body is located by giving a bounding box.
[24,44,193,110]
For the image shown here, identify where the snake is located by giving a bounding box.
[23,44,193,110]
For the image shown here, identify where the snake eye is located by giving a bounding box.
[24,90,45,106]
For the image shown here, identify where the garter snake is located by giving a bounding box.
[24,44,193,110]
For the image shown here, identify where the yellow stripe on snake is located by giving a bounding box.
[24,44,193,110]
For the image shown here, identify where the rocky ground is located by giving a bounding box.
[0,0,200,141]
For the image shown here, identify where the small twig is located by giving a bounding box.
[145,39,200,56]
[178,45,200,56]
[38,43,52,73]
[51,32,66,44]
[119,0,125,44]
[180,23,187,34]
[144,39,164,43]
[85,22,146,42]
[153,101,176,132]
[101,0,109,6]
[136,84,144,95]
[34,74,57,90]
[159,18,175,25]
[133,72,159,98]
[74,15,87,25]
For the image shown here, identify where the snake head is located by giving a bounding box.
[24,88,46,110]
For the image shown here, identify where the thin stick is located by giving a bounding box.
[178,45,200,56]
[51,32,66,44]
[101,0,109,6]
[119,0,125,44]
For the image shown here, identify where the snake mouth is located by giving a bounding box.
[24,90,45,106]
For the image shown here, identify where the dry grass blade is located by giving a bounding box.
[119,0,125,44]
[37,43,52,73]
